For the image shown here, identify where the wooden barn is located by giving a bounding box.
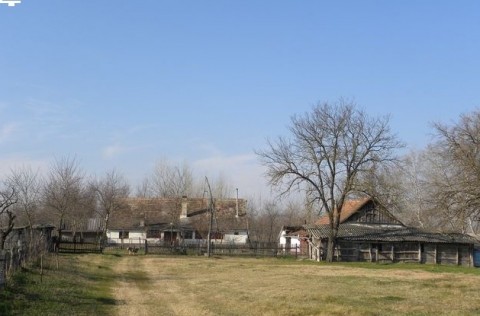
[305,198,477,266]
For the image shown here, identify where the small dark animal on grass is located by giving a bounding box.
[127,247,139,255]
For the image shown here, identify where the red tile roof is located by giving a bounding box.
[316,198,371,225]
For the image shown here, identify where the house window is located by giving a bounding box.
[119,231,129,239]
[147,230,161,238]
[184,230,193,239]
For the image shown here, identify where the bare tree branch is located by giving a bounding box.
[256,99,403,261]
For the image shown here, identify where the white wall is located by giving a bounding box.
[279,231,301,248]
[107,229,249,245]
[107,229,146,244]
[224,233,248,244]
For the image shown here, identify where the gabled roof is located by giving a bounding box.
[306,197,476,245]
[108,197,248,233]
[279,225,308,238]
[316,198,371,225]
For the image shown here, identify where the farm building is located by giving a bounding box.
[278,225,309,256]
[2,224,55,251]
[305,198,478,266]
[107,196,249,246]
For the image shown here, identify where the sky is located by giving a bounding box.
[1,1,479,199]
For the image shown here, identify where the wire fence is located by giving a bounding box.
[0,236,52,290]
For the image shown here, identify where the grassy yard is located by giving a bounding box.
[0,253,118,315]
[2,253,480,315]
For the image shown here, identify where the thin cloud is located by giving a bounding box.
[194,153,257,170]
[102,144,126,159]
[22,98,90,143]
[192,152,270,198]
[25,99,69,125]
[0,122,18,143]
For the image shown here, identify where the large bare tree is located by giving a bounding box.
[147,159,195,198]
[0,186,17,250]
[43,157,86,249]
[7,166,43,228]
[428,110,480,233]
[7,166,43,253]
[92,169,130,244]
[246,195,314,245]
[257,201,282,244]
[257,100,402,261]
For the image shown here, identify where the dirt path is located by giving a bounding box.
[111,256,158,316]
[110,256,212,316]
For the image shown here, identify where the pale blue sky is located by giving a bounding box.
[1,1,479,197]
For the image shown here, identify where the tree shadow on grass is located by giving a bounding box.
[96,297,124,305]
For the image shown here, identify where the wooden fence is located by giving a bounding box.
[1,237,51,290]
[104,240,305,258]
[57,240,103,254]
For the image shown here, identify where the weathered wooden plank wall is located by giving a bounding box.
[334,242,473,266]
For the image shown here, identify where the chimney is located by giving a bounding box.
[180,196,188,219]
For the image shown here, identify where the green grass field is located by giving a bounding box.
[2,253,480,315]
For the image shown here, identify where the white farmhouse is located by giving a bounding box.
[107,196,249,246]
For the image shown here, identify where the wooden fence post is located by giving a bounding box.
[144,239,148,255]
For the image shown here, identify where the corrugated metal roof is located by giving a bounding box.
[305,223,477,244]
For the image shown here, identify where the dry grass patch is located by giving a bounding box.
[108,256,480,316]
[6,254,479,315]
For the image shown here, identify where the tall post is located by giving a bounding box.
[170,223,174,252]
[205,177,215,258]
[418,243,422,263]
[456,247,460,266]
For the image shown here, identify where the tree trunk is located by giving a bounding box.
[101,213,110,246]
[326,226,338,262]
[0,212,15,250]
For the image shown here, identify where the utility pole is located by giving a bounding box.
[205,177,215,257]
